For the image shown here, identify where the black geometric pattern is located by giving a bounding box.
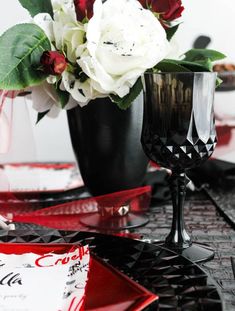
[142,127,217,172]
[0,230,223,311]
[142,72,217,173]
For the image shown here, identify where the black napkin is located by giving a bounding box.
[188,159,235,189]
[144,170,171,203]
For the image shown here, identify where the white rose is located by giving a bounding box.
[31,81,77,118]
[61,71,106,105]
[77,0,169,98]
[52,0,86,62]
[34,1,85,63]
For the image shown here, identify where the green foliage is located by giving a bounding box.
[110,77,143,110]
[183,49,226,63]
[155,49,226,87]
[36,110,50,123]
[166,25,179,41]
[0,24,51,90]
[155,59,191,72]
[54,85,70,108]
[18,0,53,18]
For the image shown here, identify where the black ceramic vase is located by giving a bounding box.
[67,94,149,229]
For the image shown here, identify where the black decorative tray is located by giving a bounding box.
[0,230,223,311]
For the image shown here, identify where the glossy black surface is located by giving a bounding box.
[80,213,149,230]
[0,230,223,311]
[142,73,217,172]
[141,73,217,262]
[67,95,148,196]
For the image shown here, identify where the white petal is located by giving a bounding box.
[0,111,10,154]
[47,105,61,118]
[61,72,90,104]
[86,0,103,57]
[64,96,78,110]
[31,82,59,113]
[77,0,169,99]
[33,13,54,42]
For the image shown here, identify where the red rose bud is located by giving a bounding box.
[160,0,184,21]
[74,0,95,22]
[139,0,184,21]
[40,51,67,75]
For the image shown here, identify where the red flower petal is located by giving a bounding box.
[74,0,95,21]
[40,51,67,75]
[138,0,184,21]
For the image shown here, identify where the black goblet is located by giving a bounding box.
[141,72,217,263]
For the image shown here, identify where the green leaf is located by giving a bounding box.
[155,59,191,72]
[166,25,179,41]
[190,58,213,71]
[175,60,211,72]
[0,23,51,90]
[54,85,70,108]
[155,58,222,88]
[182,49,226,88]
[18,0,53,18]
[110,77,142,110]
[216,77,223,88]
[183,49,226,62]
[36,110,49,123]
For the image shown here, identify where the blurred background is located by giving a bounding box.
[0,0,234,163]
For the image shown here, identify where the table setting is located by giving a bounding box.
[0,0,235,310]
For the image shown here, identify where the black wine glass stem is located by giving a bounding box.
[165,170,192,249]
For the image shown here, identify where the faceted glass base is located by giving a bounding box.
[155,241,215,263]
[80,213,149,231]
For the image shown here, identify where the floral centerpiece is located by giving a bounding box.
[0,0,225,120]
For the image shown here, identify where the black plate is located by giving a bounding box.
[0,230,223,311]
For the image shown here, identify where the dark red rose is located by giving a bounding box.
[40,51,67,75]
[74,0,95,22]
[139,0,184,21]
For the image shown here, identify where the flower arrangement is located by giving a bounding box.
[0,0,225,119]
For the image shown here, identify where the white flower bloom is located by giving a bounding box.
[52,0,85,62]
[34,2,85,63]
[33,13,55,43]
[61,71,105,106]
[52,0,78,24]
[77,0,169,98]
[166,37,182,60]
[33,0,169,110]
[31,81,77,118]
[31,82,59,118]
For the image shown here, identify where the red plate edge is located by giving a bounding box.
[0,243,158,311]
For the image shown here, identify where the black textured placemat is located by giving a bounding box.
[205,186,235,229]
[134,191,235,311]
[10,185,235,310]
[0,230,223,311]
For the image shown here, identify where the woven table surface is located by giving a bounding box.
[134,190,235,311]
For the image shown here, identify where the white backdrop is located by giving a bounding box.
[0,0,234,162]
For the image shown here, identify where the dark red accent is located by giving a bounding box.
[6,163,75,170]
[216,125,233,147]
[40,51,67,75]
[212,125,235,160]
[0,243,158,310]
[85,255,158,310]
[74,0,95,21]
[0,186,151,231]
[0,243,77,255]
[139,0,184,21]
